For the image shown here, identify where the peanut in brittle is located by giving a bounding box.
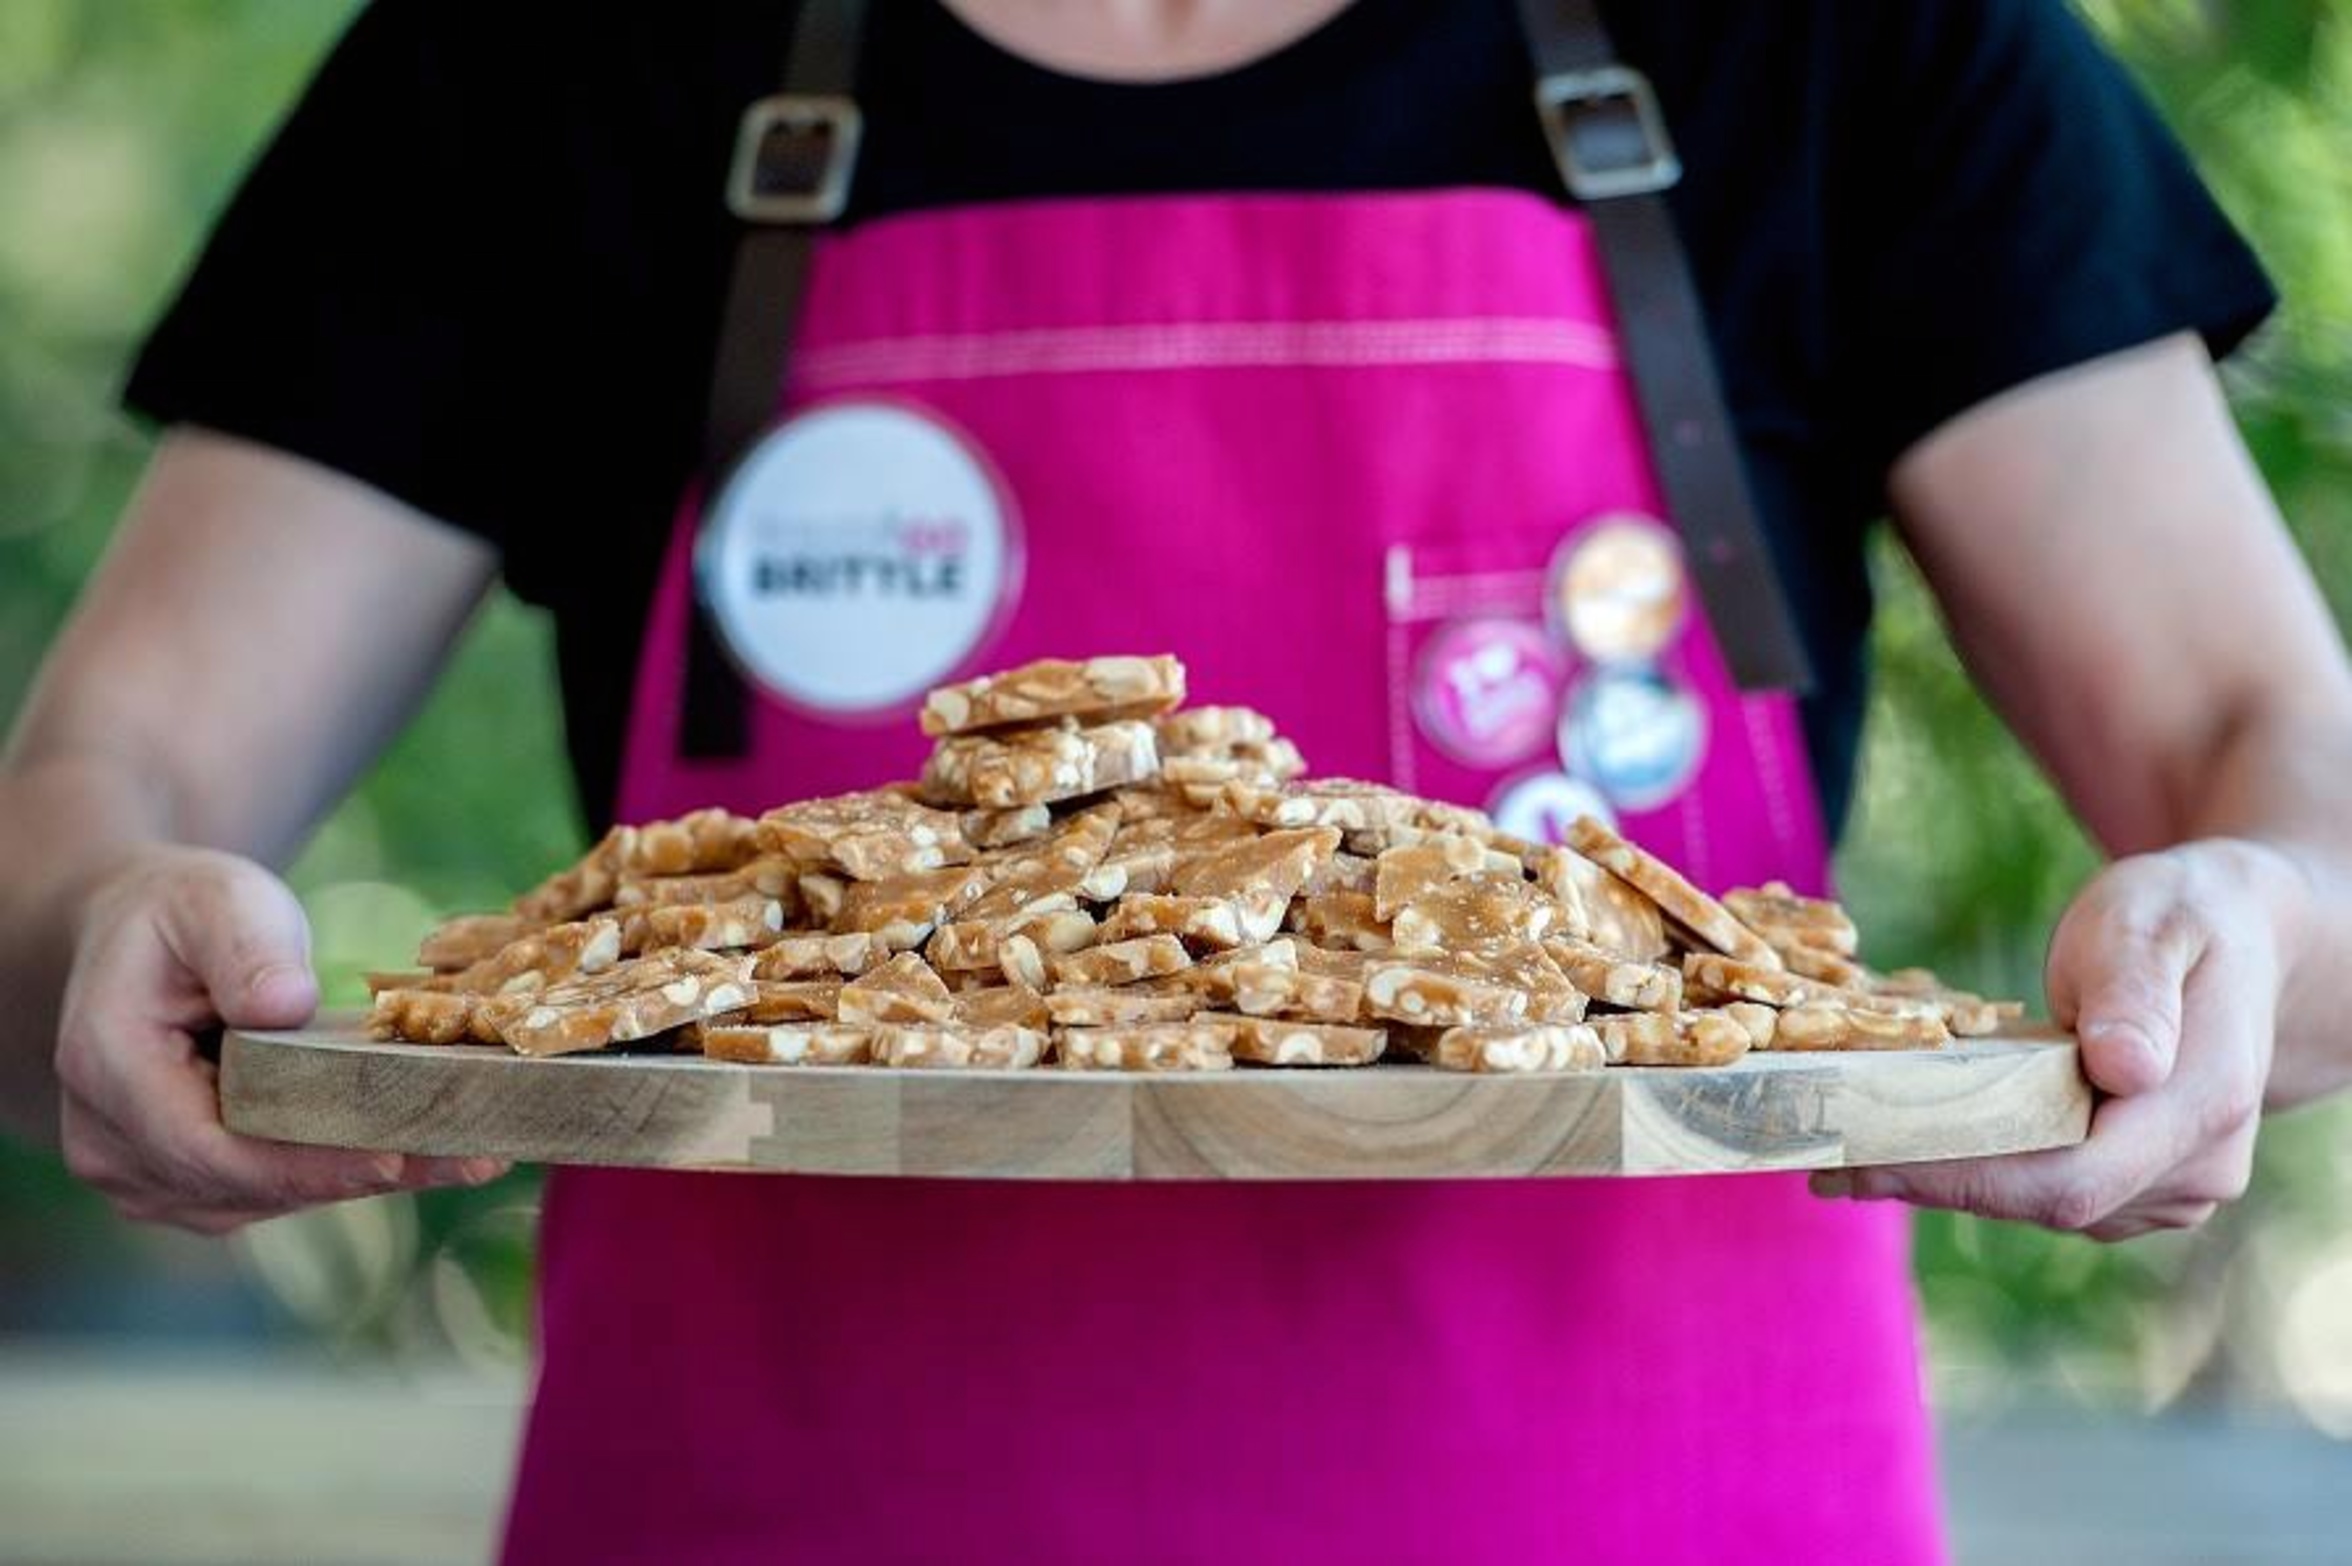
[928,907,1097,973]
[922,719,1160,809]
[1287,892,1393,953]
[1208,1013,1386,1067]
[1431,1023,1605,1075]
[446,917,624,997]
[622,807,760,877]
[1049,934,1194,989]
[751,931,898,980]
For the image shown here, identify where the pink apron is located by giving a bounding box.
[502,188,1939,1564]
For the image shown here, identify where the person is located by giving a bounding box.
[5,1,2348,1560]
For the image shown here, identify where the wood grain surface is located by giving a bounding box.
[219,1017,2091,1180]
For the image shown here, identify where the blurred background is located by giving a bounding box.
[2,2,2348,1561]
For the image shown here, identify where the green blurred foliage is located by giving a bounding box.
[2,0,2349,1419]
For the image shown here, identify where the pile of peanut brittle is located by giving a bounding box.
[368,654,2019,1073]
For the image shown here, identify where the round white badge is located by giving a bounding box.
[1488,769,1617,845]
[697,401,1019,716]
[1557,666,1708,812]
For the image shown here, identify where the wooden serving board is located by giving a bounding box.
[219,1017,2090,1180]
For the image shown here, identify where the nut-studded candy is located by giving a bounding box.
[1363,958,1528,1028]
[368,988,493,1047]
[1099,891,1289,952]
[950,984,1052,1032]
[499,950,754,1057]
[1220,779,1488,842]
[751,931,898,980]
[960,806,1121,922]
[1155,705,1277,753]
[757,790,973,881]
[962,804,1053,850]
[1287,892,1393,953]
[1448,943,1588,1024]
[928,907,1098,973]
[1541,936,1682,1013]
[628,896,783,954]
[1190,957,1366,1023]
[1594,1009,1753,1068]
[1566,817,1783,970]
[1049,934,1194,989]
[1772,1004,1950,1052]
[446,917,624,996]
[834,864,991,948]
[1056,1020,1239,1072]
[923,719,1161,809]
[696,1023,874,1066]
[622,807,760,877]
[1723,881,1859,957]
[1372,836,1518,922]
[1529,845,1665,959]
[417,912,539,973]
[1431,1023,1605,1075]
[1390,874,1559,950]
[836,953,958,1026]
[1207,1013,1386,1067]
[874,1025,1047,1070]
[1682,953,1941,1022]
[920,654,1186,737]
[1044,987,1203,1027]
[1170,825,1339,904]
[738,980,844,1024]
[512,826,634,924]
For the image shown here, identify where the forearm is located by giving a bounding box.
[0,752,178,1145]
[2171,701,2352,1111]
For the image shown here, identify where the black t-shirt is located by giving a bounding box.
[125,0,2274,830]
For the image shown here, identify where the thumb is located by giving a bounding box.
[155,856,319,1031]
[2047,861,2201,1098]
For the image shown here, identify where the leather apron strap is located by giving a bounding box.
[685,0,1810,760]
[685,0,869,757]
[1512,0,1815,693]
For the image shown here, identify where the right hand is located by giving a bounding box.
[55,846,505,1234]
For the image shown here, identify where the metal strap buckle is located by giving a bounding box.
[726,94,863,223]
[1535,66,1681,201]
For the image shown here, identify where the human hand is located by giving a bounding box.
[1813,839,2301,1241]
[55,845,506,1234]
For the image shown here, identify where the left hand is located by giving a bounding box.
[1814,838,2301,1241]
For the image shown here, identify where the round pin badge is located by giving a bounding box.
[1488,769,1617,845]
[1410,617,1567,769]
[1548,515,1687,665]
[697,401,1020,717]
[1557,666,1708,812]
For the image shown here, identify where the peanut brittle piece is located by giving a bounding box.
[1448,943,1588,1024]
[696,1023,873,1066]
[500,950,753,1057]
[1717,1001,1780,1050]
[1099,891,1289,952]
[1191,957,1366,1023]
[928,907,1097,973]
[751,931,897,980]
[1043,987,1203,1027]
[757,790,973,881]
[921,655,1186,737]
[614,858,802,911]
[874,1025,1047,1070]
[417,912,538,973]
[1566,817,1782,970]
[962,804,1053,850]
[1390,874,1559,950]
[833,864,991,949]
[1779,942,1873,990]
[922,718,1160,809]
[836,952,957,1026]
[1682,953,1940,1022]
[951,984,1052,1032]
[367,969,449,996]
[1723,881,1860,958]
[738,980,843,1024]
[1056,1020,1239,1072]
[1049,934,1194,989]
[1363,958,1528,1028]
[1290,943,1371,981]
[1207,1013,1386,1067]
[1170,825,1340,904]
[447,917,624,996]
[1155,705,1277,753]
[629,896,784,954]
[1772,1003,1950,1052]
[1287,892,1393,953]
[962,806,1121,922]
[1221,779,1488,842]
[798,873,847,925]
[1529,845,1665,959]
[623,807,760,877]
[1431,1022,1605,1075]
[1542,936,1682,1013]
[1161,737,1307,794]
[1863,968,2022,1037]
[369,988,488,1046]
[513,826,634,924]
[1372,835,1519,922]
[1303,851,1376,898]
[1593,1009,1752,1068]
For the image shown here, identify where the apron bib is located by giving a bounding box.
[502,189,1938,1566]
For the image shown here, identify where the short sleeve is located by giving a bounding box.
[122,2,511,551]
[1829,0,2276,471]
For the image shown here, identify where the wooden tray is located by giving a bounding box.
[219,1017,2090,1180]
